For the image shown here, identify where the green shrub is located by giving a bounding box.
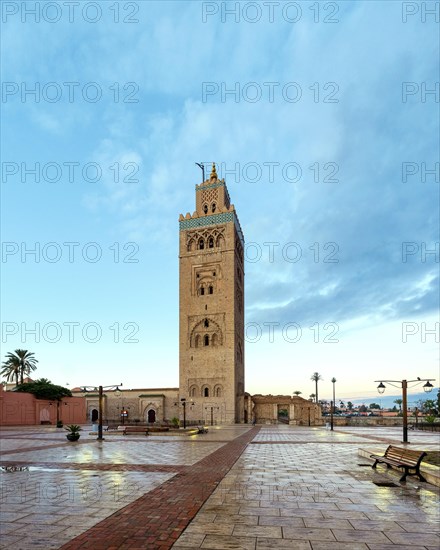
[171,417,180,428]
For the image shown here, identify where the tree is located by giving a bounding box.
[359,404,368,413]
[309,393,316,401]
[14,378,71,400]
[420,399,437,415]
[310,372,322,404]
[1,356,20,386]
[293,391,302,396]
[369,403,381,409]
[393,398,403,412]
[347,401,353,411]
[2,350,38,385]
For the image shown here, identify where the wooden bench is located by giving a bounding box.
[370,445,427,482]
[122,426,148,436]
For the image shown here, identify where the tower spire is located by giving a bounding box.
[210,162,217,181]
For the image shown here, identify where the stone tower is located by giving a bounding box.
[179,163,245,424]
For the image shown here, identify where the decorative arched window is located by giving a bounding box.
[204,387,209,397]
[208,285,213,295]
[198,238,204,250]
[211,203,216,213]
[200,286,205,296]
[204,319,209,328]
[215,386,222,397]
[217,235,225,248]
[208,237,214,248]
[195,335,200,348]
[204,335,209,346]
[203,204,208,214]
[190,386,197,397]
[211,333,218,346]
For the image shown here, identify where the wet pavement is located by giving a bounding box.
[0,424,438,549]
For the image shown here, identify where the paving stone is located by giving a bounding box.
[232,525,282,538]
[214,514,259,526]
[256,538,311,549]
[200,534,256,549]
[366,546,428,550]
[281,527,336,541]
[303,518,354,529]
[331,528,391,543]
[348,519,406,531]
[397,521,440,533]
[310,543,368,550]
[257,516,305,527]
[383,531,440,546]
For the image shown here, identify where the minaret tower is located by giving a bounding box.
[178,164,245,424]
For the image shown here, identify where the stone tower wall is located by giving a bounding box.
[179,165,245,424]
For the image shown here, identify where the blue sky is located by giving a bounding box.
[1,1,439,403]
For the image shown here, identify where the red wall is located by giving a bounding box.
[0,385,86,426]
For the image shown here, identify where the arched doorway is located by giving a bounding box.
[147,409,156,423]
[40,408,50,424]
[277,404,289,424]
[91,409,98,422]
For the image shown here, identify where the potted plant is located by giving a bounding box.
[171,416,180,429]
[57,420,63,428]
[65,424,82,441]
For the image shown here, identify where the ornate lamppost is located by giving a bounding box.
[375,378,434,443]
[81,384,122,440]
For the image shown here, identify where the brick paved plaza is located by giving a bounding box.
[0,424,439,549]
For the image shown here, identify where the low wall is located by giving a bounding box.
[0,388,85,426]
[329,416,436,427]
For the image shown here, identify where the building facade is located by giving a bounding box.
[248,394,322,425]
[74,387,180,425]
[178,164,245,424]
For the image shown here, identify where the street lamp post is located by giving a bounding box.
[205,406,219,426]
[181,398,187,429]
[331,377,336,431]
[116,389,129,425]
[82,384,122,441]
[375,378,434,443]
[174,398,195,429]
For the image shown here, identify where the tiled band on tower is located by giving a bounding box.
[179,164,245,424]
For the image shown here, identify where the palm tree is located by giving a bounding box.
[394,398,403,412]
[3,350,38,385]
[293,391,302,396]
[1,356,20,386]
[309,393,316,401]
[310,372,322,404]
